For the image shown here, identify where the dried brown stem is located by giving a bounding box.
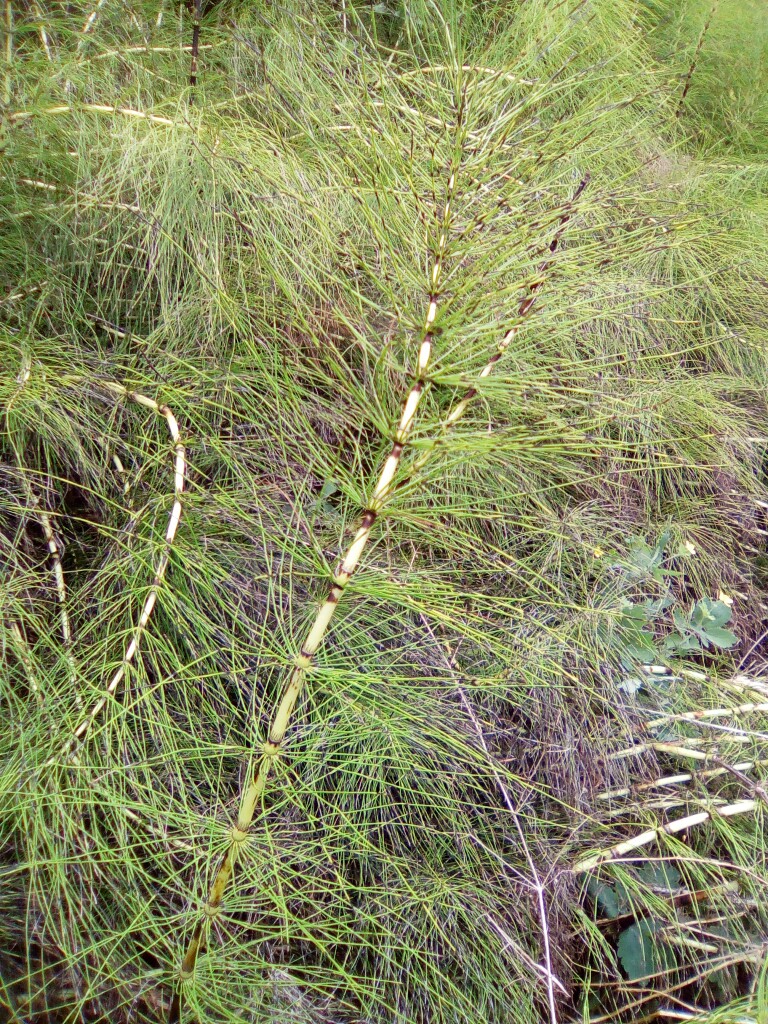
[189,0,202,91]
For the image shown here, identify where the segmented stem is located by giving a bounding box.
[169,107,467,1022]
[676,0,721,116]
[189,0,202,91]
[9,622,42,705]
[400,176,589,488]
[573,798,758,873]
[25,485,80,707]
[597,758,768,801]
[31,2,52,61]
[169,158,590,1024]
[49,383,185,765]
[81,0,108,37]
[12,357,79,705]
[9,104,182,128]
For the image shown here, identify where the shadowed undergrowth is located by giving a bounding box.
[1,1,768,1022]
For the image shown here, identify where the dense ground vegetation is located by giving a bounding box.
[2,1,768,1021]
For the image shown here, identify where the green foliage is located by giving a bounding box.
[626,531,677,583]
[617,918,673,982]
[602,529,740,671]
[1,1,768,1023]
[647,0,768,155]
[618,592,738,666]
[670,597,739,653]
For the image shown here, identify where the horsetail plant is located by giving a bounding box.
[9,359,78,703]
[676,0,723,117]
[170,86,471,1020]
[170,65,593,1010]
[400,173,589,490]
[574,796,761,872]
[4,3,768,1023]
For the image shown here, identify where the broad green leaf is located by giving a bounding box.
[622,638,657,666]
[587,879,623,919]
[617,919,668,981]
[640,596,673,618]
[691,598,733,628]
[662,633,701,654]
[635,864,682,891]
[702,625,738,649]
[318,478,339,502]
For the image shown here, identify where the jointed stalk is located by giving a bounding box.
[189,0,202,91]
[49,383,185,764]
[573,797,759,873]
[24,485,80,708]
[9,622,42,705]
[169,107,468,1022]
[676,0,721,117]
[31,2,52,62]
[170,155,589,1024]
[645,702,768,728]
[80,0,108,40]
[398,176,589,490]
[8,615,193,853]
[597,757,768,801]
[9,104,183,128]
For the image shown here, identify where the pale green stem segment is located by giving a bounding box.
[10,622,41,705]
[49,383,185,765]
[30,1,52,61]
[9,103,182,127]
[170,134,466,1022]
[25,487,80,708]
[402,175,589,487]
[597,757,768,802]
[573,798,757,874]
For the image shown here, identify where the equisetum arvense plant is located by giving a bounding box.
[168,106,589,1020]
[168,89,467,1021]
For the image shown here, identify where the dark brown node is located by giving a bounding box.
[360,509,378,530]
